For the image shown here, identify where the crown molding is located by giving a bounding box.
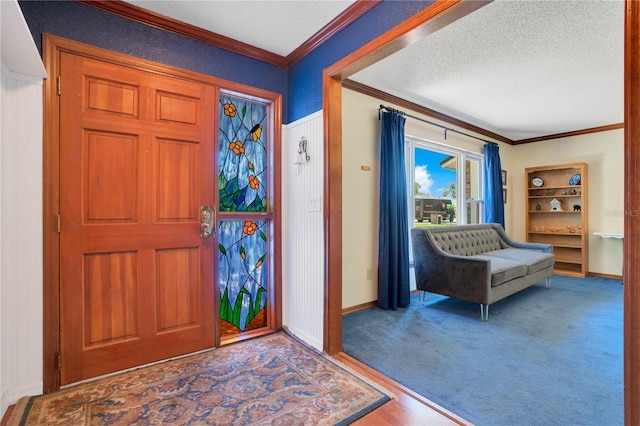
[76,0,288,67]
[285,1,381,67]
[76,0,380,69]
[343,79,624,145]
[76,1,621,144]
[342,78,514,144]
[512,123,625,144]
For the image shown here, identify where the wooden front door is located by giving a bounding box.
[58,51,216,385]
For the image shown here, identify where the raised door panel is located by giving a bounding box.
[85,76,139,118]
[156,90,199,125]
[156,139,198,221]
[83,252,139,346]
[59,51,215,385]
[156,248,201,332]
[84,131,138,222]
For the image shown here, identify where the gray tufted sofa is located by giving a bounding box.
[411,223,554,321]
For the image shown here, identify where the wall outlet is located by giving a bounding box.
[308,196,321,212]
[366,268,373,280]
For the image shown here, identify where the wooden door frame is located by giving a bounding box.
[42,34,282,392]
[323,0,639,423]
[321,0,489,354]
[624,1,640,424]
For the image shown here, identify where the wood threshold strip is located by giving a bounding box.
[76,0,379,68]
[333,352,472,425]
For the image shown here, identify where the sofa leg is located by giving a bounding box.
[546,277,551,289]
[480,304,489,321]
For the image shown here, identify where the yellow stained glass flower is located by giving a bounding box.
[249,175,260,190]
[242,220,257,235]
[229,141,245,155]
[223,103,237,117]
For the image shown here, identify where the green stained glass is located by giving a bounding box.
[219,96,268,212]
[218,220,268,334]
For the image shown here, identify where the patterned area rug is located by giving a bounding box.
[9,332,391,425]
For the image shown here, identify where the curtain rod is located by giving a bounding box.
[378,104,498,146]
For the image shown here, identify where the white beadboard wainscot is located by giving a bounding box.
[281,111,324,351]
[1,0,48,417]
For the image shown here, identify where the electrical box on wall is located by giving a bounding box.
[308,197,321,212]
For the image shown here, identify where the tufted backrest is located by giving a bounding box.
[428,227,505,256]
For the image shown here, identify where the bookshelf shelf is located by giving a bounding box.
[525,162,588,277]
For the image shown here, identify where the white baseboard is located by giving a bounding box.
[285,325,323,352]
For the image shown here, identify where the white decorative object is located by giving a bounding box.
[549,198,562,211]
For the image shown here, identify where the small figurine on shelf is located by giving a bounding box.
[536,203,542,211]
[550,199,562,211]
[573,204,581,211]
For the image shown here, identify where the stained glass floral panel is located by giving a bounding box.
[218,220,268,336]
[219,96,268,212]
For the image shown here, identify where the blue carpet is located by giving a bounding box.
[342,275,623,426]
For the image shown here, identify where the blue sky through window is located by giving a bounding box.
[414,148,457,197]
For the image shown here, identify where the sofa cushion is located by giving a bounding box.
[430,229,505,256]
[485,248,555,274]
[468,255,528,287]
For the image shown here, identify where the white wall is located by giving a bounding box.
[341,93,380,308]
[281,111,325,350]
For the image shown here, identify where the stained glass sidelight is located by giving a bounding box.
[218,220,268,336]
[219,96,268,212]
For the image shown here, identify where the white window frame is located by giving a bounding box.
[405,135,485,227]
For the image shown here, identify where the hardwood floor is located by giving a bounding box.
[0,405,13,426]
[333,353,472,425]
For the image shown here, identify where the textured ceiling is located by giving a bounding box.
[351,0,624,141]
[124,0,356,57]
[122,0,624,142]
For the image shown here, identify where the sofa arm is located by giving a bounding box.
[491,224,553,253]
[507,241,553,253]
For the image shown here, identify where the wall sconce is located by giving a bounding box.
[294,137,310,165]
